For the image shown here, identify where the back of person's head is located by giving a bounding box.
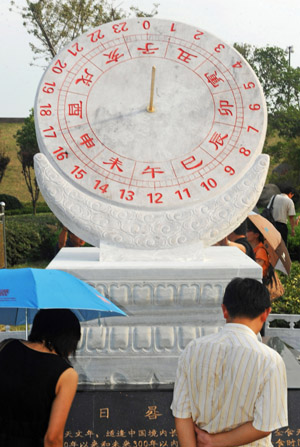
[246,219,264,243]
[223,277,270,319]
[281,186,295,195]
[29,309,81,360]
[233,220,247,236]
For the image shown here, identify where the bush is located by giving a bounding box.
[0,194,23,210]
[272,262,300,314]
[5,202,51,216]
[6,213,61,266]
[287,223,300,261]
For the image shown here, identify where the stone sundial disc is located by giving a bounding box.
[34,18,269,250]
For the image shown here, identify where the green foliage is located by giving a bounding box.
[234,44,299,114]
[10,0,158,63]
[6,213,61,266]
[269,107,300,140]
[272,262,300,314]
[267,137,300,190]
[14,109,40,214]
[5,202,51,215]
[0,151,10,184]
[0,194,23,210]
[287,221,300,259]
[0,128,10,184]
[234,43,300,192]
[15,109,39,168]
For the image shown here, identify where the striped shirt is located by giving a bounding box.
[171,323,288,447]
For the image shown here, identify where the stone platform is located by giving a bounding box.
[47,246,261,386]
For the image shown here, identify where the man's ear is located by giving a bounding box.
[261,307,271,322]
[222,304,229,319]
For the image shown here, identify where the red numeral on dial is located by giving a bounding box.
[224,166,235,175]
[247,126,259,133]
[120,190,134,201]
[53,147,68,160]
[112,22,128,33]
[42,82,55,94]
[94,180,108,193]
[249,104,260,111]
[40,104,52,116]
[239,147,251,156]
[147,193,163,204]
[71,166,87,179]
[175,189,191,200]
[243,82,255,90]
[201,179,217,191]
[43,126,56,138]
[52,59,67,74]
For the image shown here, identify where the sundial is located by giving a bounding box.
[34,18,269,251]
[37,18,267,387]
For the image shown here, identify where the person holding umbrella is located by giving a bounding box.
[246,219,272,281]
[0,309,81,447]
[245,218,285,306]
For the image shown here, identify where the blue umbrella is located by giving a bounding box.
[0,268,126,338]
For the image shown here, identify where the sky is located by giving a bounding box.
[1,0,300,117]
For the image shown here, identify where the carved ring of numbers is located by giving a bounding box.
[35,18,267,210]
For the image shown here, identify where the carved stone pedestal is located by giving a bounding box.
[47,246,261,386]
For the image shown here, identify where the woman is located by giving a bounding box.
[246,219,270,279]
[0,309,81,447]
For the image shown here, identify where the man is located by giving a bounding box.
[171,278,288,447]
[270,186,296,245]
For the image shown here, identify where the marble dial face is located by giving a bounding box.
[35,18,267,211]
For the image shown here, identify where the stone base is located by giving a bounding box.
[64,388,300,446]
[47,246,262,386]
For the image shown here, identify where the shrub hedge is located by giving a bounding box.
[272,262,300,314]
[287,225,300,262]
[6,213,61,266]
[0,194,23,210]
[5,202,51,216]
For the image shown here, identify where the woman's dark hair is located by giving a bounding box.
[246,219,264,243]
[29,309,81,360]
[223,277,270,319]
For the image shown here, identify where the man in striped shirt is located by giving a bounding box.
[171,277,288,447]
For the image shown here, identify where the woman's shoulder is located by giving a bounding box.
[254,242,268,260]
[0,338,21,352]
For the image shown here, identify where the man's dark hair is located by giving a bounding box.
[223,278,270,319]
[281,186,296,195]
[29,309,81,360]
[233,220,247,236]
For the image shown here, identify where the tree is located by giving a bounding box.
[0,131,10,184]
[234,43,300,193]
[15,110,40,214]
[0,151,10,184]
[10,0,158,64]
[234,43,300,115]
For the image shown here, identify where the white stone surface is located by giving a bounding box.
[47,247,262,385]
[35,152,269,251]
[33,18,271,386]
[34,18,268,251]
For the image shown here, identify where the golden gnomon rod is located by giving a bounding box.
[147,66,156,113]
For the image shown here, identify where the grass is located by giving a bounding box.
[0,122,45,204]
[10,260,50,269]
